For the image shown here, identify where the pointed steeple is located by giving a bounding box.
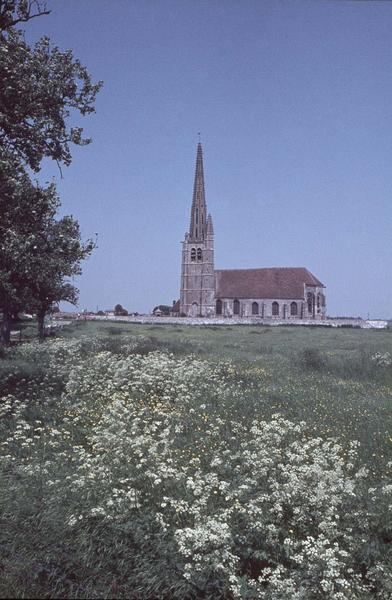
[206,213,214,236]
[189,143,207,241]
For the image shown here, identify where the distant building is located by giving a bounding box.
[170,300,180,316]
[179,144,326,319]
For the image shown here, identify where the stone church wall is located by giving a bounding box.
[217,291,326,320]
[218,298,305,319]
[304,285,327,319]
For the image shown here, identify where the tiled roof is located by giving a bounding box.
[215,268,324,300]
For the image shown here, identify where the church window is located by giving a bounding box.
[190,248,196,261]
[197,248,202,261]
[272,301,279,316]
[317,294,321,309]
[216,299,222,315]
[252,302,259,315]
[233,299,240,315]
[290,301,298,316]
[196,208,198,223]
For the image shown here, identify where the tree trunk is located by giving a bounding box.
[37,308,46,341]
[1,307,12,346]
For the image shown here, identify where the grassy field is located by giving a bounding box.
[60,320,392,463]
[0,321,391,598]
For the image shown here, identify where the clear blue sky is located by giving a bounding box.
[26,0,392,317]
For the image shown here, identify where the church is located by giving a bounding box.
[178,144,326,319]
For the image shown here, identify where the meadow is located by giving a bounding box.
[0,321,391,598]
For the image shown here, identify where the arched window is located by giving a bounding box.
[216,299,222,315]
[317,294,321,309]
[290,302,298,316]
[272,301,279,316]
[252,302,259,315]
[191,302,198,317]
[197,248,202,261]
[233,299,240,315]
[190,248,196,262]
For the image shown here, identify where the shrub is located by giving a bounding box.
[107,326,124,335]
[301,347,325,371]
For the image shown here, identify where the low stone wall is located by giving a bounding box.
[85,315,388,329]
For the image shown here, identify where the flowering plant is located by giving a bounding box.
[0,336,391,598]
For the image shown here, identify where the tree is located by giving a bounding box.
[0,161,94,343]
[0,158,58,344]
[0,1,102,172]
[0,1,101,343]
[27,214,95,340]
[114,304,128,316]
[0,1,50,31]
[153,305,171,316]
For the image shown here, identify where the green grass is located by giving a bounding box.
[52,320,392,467]
[1,322,391,598]
[4,319,392,467]
[64,319,392,359]
[61,320,392,377]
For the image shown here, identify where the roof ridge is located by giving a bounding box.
[215,267,307,272]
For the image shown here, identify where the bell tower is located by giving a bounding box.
[180,143,215,317]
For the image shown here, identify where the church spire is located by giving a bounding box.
[189,142,207,241]
[206,213,214,236]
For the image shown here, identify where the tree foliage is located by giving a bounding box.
[0,167,95,342]
[114,304,128,316]
[0,157,58,343]
[0,2,102,171]
[0,1,50,32]
[28,214,95,338]
[153,304,171,315]
[0,1,101,342]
